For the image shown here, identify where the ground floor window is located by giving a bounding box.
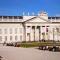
[0,36,2,41]
[20,35,22,41]
[5,36,7,41]
[15,35,18,40]
[10,36,12,40]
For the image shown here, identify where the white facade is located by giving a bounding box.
[0,12,60,43]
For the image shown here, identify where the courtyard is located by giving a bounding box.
[0,45,60,60]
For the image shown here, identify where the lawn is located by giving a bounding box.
[18,41,60,48]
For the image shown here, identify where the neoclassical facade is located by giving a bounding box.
[0,12,60,43]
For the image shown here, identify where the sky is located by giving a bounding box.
[0,0,60,16]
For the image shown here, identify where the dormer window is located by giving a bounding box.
[9,16,12,19]
[3,16,7,19]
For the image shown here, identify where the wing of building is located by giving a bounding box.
[0,11,60,43]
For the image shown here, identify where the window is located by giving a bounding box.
[0,36,2,41]
[19,28,22,33]
[0,16,2,21]
[10,28,12,34]
[5,36,7,41]
[32,26,35,29]
[27,26,30,28]
[20,35,22,41]
[37,26,40,29]
[19,16,23,19]
[46,28,48,32]
[42,26,45,27]
[14,16,18,19]
[15,35,17,40]
[10,36,12,40]
[15,28,17,34]
[9,16,12,19]
[3,16,7,19]
[4,29,7,34]
[0,29,2,34]
[0,16,2,19]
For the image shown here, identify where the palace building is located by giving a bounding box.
[0,11,60,43]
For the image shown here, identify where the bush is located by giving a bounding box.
[20,42,40,48]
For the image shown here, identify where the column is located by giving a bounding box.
[40,26,42,40]
[39,26,41,41]
[35,26,36,41]
[35,26,39,41]
[2,16,3,22]
[30,26,34,41]
[45,26,46,40]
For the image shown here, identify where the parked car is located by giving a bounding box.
[39,45,47,50]
[48,46,60,52]
[6,43,14,46]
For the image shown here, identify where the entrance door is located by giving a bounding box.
[27,33,30,41]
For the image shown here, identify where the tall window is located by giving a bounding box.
[5,36,7,41]
[15,28,17,34]
[14,16,18,19]
[10,36,12,40]
[0,16,2,21]
[20,35,22,41]
[4,28,7,34]
[0,36,2,41]
[10,28,12,34]
[15,35,17,40]
[9,16,12,19]
[0,29,2,34]
[3,16,7,19]
[19,28,22,33]
[32,26,35,29]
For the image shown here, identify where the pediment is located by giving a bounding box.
[24,16,49,23]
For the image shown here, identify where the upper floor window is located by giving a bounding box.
[27,26,30,28]
[19,16,23,19]
[15,35,18,40]
[42,26,45,27]
[10,28,12,34]
[0,29,2,34]
[37,26,40,29]
[19,28,22,33]
[0,16,2,19]
[5,36,7,41]
[32,26,35,29]
[14,16,18,19]
[20,35,22,41]
[3,16,7,19]
[0,36,2,41]
[15,28,17,34]
[10,36,12,40]
[9,16,12,19]
[4,28,7,34]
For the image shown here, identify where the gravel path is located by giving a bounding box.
[0,46,60,60]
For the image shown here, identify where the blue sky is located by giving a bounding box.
[0,0,60,16]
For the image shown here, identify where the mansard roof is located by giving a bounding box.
[0,16,23,19]
[48,16,60,19]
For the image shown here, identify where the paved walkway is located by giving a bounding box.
[0,46,60,60]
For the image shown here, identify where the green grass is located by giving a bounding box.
[19,41,60,48]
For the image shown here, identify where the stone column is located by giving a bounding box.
[2,16,3,22]
[35,26,40,42]
[35,26,36,41]
[31,26,34,41]
[40,26,42,40]
[39,26,41,41]
[45,26,46,40]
